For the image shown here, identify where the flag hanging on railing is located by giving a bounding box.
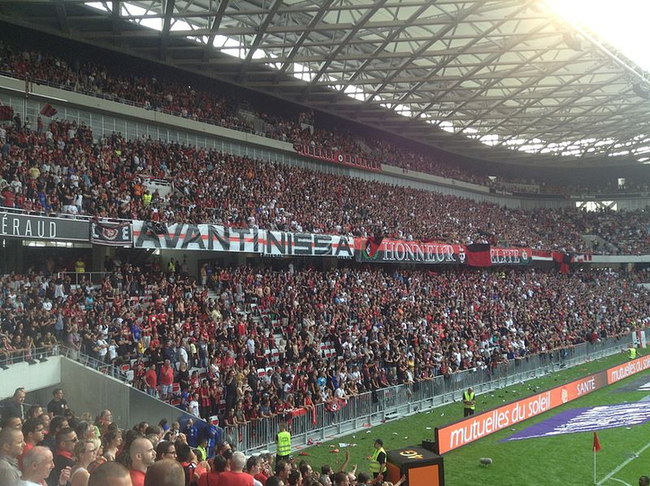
[466,243,492,267]
[325,398,347,413]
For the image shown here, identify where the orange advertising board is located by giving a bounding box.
[436,368,612,454]
[436,355,650,454]
[607,355,650,384]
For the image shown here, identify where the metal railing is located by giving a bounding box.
[1,71,260,137]
[0,345,59,369]
[0,345,127,382]
[0,333,634,453]
[56,271,111,287]
[58,346,125,378]
[231,334,632,453]
[0,203,134,224]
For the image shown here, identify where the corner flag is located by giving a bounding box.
[593,432,601,452]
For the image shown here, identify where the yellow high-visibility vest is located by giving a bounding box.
[277,430,291,456]
[74,260,85,273]
[369,447,386,473]
[463,390,475,410]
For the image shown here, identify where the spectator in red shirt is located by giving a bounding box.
[246,455,265,486]
[18,417,45,470]
[197,455,227,486]
[159,360,175,401]
[128,438,156,486]
[144,364,158,398]
[220,452,253,486]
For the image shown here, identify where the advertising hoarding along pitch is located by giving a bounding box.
[435,354,649,454]
[607,356,650,384]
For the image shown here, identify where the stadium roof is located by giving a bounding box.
[2,0,650,167]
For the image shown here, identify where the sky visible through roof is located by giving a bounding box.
[83,0,650,163]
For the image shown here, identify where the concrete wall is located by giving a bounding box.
[57,358,194,428]
[3,356,193,429]
[1,356,61,401]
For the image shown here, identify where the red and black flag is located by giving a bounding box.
[466,243,492,267]
[365,235,385,258]
[39,104,57,117]
[552,251,574,274]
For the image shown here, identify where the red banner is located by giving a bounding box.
[356,238,531,266]
[0,105,13,121]
[40,103,57,117]
[294,144,381,172]
[489,247,532,265]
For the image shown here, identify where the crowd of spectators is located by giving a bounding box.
[3,39,648,193]
[1,116,649,253]
[0,385,373,486]
[0,35,649,486]
[0,260,648,428]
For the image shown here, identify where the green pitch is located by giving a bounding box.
[300,352,650,485]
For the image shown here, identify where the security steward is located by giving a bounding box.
[369,438,386,479]
[276,421,292,464]
[463,387,476,417]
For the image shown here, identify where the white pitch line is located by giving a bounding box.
[596,440,650,485]
[609,479,631,486]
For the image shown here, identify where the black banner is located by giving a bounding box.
[91,221,133,247]
[0,212,89,241]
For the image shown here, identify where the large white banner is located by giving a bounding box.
[132,221,354,258]
[133,221,261,253]
[263,231,354,258]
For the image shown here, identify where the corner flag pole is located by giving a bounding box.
[593,432,601,485]
[593,446,596,485]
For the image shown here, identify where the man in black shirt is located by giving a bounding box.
[1,387,26,421]
[47,388,69,418]
[47,427,77,486]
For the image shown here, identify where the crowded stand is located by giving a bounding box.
[3,20,650,486]
[4,39,646,192]
[0,259,648,485]
[1,116,650,253]
[0,261,648,421]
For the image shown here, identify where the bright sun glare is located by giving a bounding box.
[545,0,650,72]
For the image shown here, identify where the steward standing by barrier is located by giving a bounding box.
[368,438,386,479]
[275,421,291,464]
[463,387,476,417]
